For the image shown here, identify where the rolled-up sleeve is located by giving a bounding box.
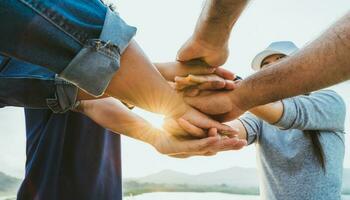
[0,57,78,113]
[239,113,263,145]
[59,8,136,96]
[0,0,136,97]
[46,76,78,113]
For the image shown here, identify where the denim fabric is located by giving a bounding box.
[0,0,136,96]
[0,55,123,200]
[0,55,78,113]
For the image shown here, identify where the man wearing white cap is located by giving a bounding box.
[251,41,299,71]
[175,41,346,200]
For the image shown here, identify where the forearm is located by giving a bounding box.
[79,98,156,144]
[194,0,249,46]
[232,12,350,110]
[106,41,187,117]
[249,101,284,124]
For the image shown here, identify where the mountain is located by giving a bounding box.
[127,167,350,192]
[128,167,259,188]
[0,172,21,196]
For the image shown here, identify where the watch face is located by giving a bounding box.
[234,75,243,81]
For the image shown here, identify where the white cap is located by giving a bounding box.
[251,41,299,71]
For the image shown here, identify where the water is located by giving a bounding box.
[124,192,350,200]
[124,192,259,200]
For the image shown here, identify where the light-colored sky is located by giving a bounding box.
[0,0,349,179]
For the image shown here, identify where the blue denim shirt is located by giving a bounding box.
[0,0,136,96]
[0,56,123,200]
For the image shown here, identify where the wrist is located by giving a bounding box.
[228,84,254,112]
[192,30,230,51]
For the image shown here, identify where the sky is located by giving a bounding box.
[0,0,349,179]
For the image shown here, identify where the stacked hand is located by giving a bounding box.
[175,36,247,122]
[154,61,247,157]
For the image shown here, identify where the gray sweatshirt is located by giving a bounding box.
[239,90,346,200]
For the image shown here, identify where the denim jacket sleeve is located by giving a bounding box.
[0,0,136,96]
[0,56,78,113]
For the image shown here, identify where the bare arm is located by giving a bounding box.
[249,102,284,124]
[232,12,350,111]
[177,0,249,66]
[184,12,350,122]
[105,40,186,117]
[194,0,249,47]
[77,97,245,158]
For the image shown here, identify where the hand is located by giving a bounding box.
[165,105,238,138]
[150,128,247,158]
[177,36,229,67]
[184,90,246,122]
[174,72,238,95]
[155,61,234,82]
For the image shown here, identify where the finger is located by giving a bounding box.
[193,118,238,139]
[198,80,226,90]
[177,118,207,138]
[224,80,236,90]
[205,138,244,153]
[168,81,176,89]
[168,154,191,159]
[218,138,247,151]
[204,151,217,156]
[175,76,196,85]
[215,68,235,80]
[180,60,216,75]
[185,112,237,136]
[183,87,201,97]
[175,76,198,90]
[208,128,218,137]
[188,74,224,84]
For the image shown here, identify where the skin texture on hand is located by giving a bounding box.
[163,107,239,138]
[177,38,230,67]
[77,97,245,158]
[174,73,242,122]
[153,128,246,158]
[155,61,235,83]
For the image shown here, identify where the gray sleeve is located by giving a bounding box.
[274,90,346,132]
[238,113,263,145]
